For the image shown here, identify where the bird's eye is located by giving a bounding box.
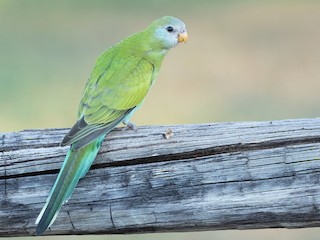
[166,26,174,32]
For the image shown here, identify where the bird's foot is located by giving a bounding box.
[122,121,137,131]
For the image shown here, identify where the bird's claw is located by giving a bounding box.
[123,121,137,131]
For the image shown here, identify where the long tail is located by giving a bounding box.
[35,134,105,235]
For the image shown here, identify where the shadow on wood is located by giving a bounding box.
[1,118,320,236]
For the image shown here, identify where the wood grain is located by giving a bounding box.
[1,118,320,236]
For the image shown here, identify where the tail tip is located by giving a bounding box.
[35,225,46,235]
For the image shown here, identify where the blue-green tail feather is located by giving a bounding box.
[35,135,105,235]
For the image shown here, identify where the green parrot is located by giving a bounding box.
[35,16,187,235]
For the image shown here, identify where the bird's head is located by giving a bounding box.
[147,16,188,50]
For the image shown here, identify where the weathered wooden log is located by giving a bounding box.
[1,118,320,236]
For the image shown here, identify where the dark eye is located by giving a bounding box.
[166,26,174,32]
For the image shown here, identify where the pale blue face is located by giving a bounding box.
[153,16,187,49]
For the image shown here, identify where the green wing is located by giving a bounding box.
[61,46,154,149]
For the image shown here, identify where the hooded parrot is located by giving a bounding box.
[35,16,188,235]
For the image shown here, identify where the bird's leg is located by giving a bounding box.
[122,107,139,131]
[122,120,137,131]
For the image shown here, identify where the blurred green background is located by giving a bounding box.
[1,0,320,239]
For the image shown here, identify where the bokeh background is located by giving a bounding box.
[1,0,320,239]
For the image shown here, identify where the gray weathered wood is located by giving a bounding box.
[1,118,320,236]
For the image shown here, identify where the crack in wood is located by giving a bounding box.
[0,143,61,152]
[109,204,116,230]
[22,220,30,235]
[7,153,66,166]
[92,136,320,170]
[67,211,76,230]
[1,135,320,180]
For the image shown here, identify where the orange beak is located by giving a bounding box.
[178,31,188,43]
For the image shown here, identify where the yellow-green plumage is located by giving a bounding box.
[35,16,187,235]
